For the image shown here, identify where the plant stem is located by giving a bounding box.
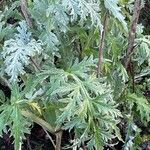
[125,0,142,69]
[0,0,4,5]
[27,136,32,150]
[82,143,87,150]
[21,110,57,134]
[55,130,63,150]
[97,12,109,77]
[21,0,33,28]
[30,57,41,71]
[0,76,11,89]
[43,128,56,149]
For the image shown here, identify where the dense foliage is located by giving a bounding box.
[0,0,149,150]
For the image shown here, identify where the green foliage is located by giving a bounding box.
[34,56,122,149]
[0,12,13,42]
[0,85,32,150]
[0,0,149,149]
[104,0,127,30]
[2,21,43,82]
[123,117,141,150]
[127,93,150,124]
[136,24,150,65]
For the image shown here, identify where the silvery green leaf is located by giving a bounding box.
[2,21,43,82]
[104,0,127,31]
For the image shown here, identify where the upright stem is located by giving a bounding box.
[55,130,63,150]
[97,12,109,78]
[27,136,32,150]
[21,0,33,28]
[125,0,142,69]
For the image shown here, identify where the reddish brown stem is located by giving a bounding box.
[0,0,4,5]
[27,136,32,150]
[55,130,63,150]
[125,0,142,69]
[21,0,33,28]
[97,13,109,77]
[82,143,87,150]
[30,57,41,71]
